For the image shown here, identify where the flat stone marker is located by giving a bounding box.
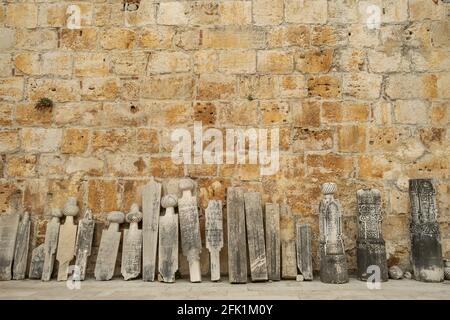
[74,208,95,281]
[0,214,20,280]
[356,188,388,282]
[296,223,313,281]
[42,208,63,281]
[244,192,268,282]
[227,187,247,283]
[56,198,79,281]
[142,179,162,282]
[265,203,280,281]
[205,200,223,282]
[158,195,178,283]
[29,244,45,279]
[13,212,31,280]
[280,204,297,279]
[122,204,143,281]
[178,178,202,283]
[409,179,444,282]
[319,183,348,284]
[95,211,125,281]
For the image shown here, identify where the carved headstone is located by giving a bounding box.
[227,187,247,284]
[13,212,31,280]
[29,244,45,279]
[356,188,388,282]
[206,200,223,282]
[296,223,313,281]
[56,197,79,281]
[158,195,178,283]
[244,192,268,282]
[178,178,202,283]
[42,208,63,281]
[319,183,349,284]
[265,203,280,281]
[142,179,162,282]
[409,179,444,282]
[122,203,143,280]
[95,211,125,281]
[280,204,297,279]
[0,214,20,280]
[74,208,95,281]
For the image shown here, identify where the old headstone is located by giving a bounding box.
[296,223,313,281]
[0,214,20,280]
[158,195,178,283]
[13,212,31,280]
[265,203,280,281]
[244,192,268,282]
[319,183,349,284]
[122,203,143,280]
[56,197,79,281]
[42,208,63,281]
[206,200,223,282]
[95,211,125,281]
[178,178,202,283]
[29,244,45,279]
[356,188,388,282]
[142,179,162,282]
[280,204,297,279]
[227,187,247,284]
[409,179,444,282]
[74,208,95,281]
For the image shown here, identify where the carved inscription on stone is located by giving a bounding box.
[0,214,20,280]
[122,204,143,280]
[74,208,95,281]
[158,195,178,283]
[205,200,223,282]
[13,212,31,280]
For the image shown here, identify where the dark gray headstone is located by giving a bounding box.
[29,244,45,279]
[265,203,280,281]
[296,223,313,281]
[74,208,95,281]
[13,212,31,280]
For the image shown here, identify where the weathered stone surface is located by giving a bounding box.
[0,214,20,280]
[158,195,178,283]
[142,179,161,282]
[178,178,202,282]
[95,211,125,281]
[227,187,247,283]
[319,183,349,284]
[265,203,280,281]
[205,200,223,282]
[296,224,313,281]
[409,179,444,282]
[244,192,268,282]
[12,212,31,280]
[29,244,45,279]
[280,204,297,279]
[122,204,142,281]
[74,209,95,281]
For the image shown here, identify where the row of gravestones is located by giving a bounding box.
[0,178,448,283]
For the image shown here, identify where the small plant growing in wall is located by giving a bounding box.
[35,97,54,111]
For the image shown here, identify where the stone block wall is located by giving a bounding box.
[0,0,449,276]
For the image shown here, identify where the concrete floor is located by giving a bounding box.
[0,277,449,300]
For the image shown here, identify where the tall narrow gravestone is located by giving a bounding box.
[178,178,202,283]
[409,179,444,282]
[356,188,388,282]
[13,212,31,280]
[42,208,63,281]
[265,203,280,281]
[158,195,178,283]
[280,204,297,279]
[122,204,143,280]
[74,208,95,281]
[95,211,125,281]
[205,200,223,282]
[244,192,268,282]
[142,179,162,282]
[0,214,20,280]
[56,198,79,281]
[296,223,313,281]
[227,187,247,284]
[29,245,45,279]
[319,183,349,284]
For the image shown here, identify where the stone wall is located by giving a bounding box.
[0,0,449,277]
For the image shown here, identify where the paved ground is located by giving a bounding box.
[0,277,449,300]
